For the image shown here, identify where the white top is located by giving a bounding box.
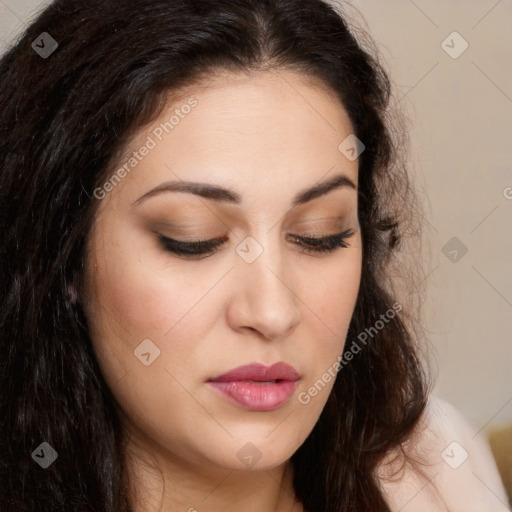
[377,394,510,511]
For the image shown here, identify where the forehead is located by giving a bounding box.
[99,68,359,212]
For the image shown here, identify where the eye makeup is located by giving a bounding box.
[156,227,356,259]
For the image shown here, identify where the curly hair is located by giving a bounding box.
[0,0,433,510]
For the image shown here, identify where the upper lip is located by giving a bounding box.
[208,362,301,382]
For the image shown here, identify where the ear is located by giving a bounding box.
[68,274,79,305]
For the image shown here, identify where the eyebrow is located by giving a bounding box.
[132,173,357,208]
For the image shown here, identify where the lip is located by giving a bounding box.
[207,362,301,411]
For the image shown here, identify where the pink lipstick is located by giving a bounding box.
[207,362,301,411]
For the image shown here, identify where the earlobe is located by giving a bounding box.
[68,282,78,304]
[68,274,80,305]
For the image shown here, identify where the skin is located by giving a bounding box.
[81,68,362,512]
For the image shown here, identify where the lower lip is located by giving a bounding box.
[208,380,298,411]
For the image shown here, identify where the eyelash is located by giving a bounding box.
[157,228,355,258]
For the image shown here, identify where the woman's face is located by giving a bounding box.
[82,69,362,474]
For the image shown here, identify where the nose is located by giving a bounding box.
[225,235,301,341]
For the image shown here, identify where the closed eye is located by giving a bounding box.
[157,228,356,259]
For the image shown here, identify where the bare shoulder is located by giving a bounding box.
[375,393,510,512]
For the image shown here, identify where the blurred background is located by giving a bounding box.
[1,0,511,499]
[342,0,512,424]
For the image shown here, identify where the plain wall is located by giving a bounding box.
[344,0,512,434]
[1,0,511,433]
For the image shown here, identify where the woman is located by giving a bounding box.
[0,0,507,510]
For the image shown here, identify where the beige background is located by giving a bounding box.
[1,0,511,432]
[344,0,512,435]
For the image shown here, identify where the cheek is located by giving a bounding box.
[82,239,219,440]
[289,251,361,406]
[316,271,360,329]
[310,250,362,337]
[92,265,180,338]
[87,217,211,338]
[83,226,231,390]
